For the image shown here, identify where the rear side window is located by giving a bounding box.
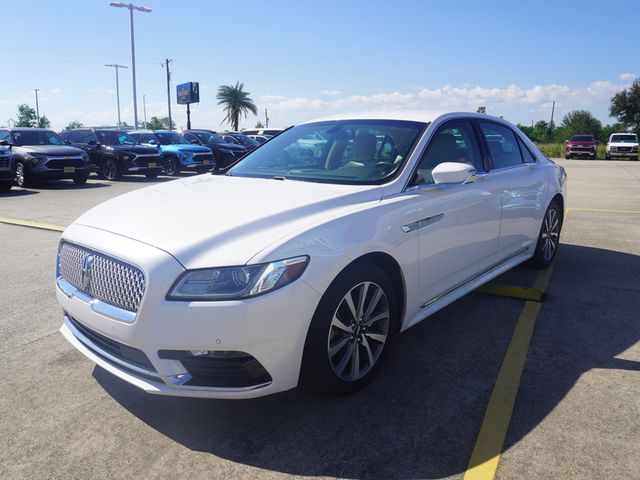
[479,122,524,169]
[517,137,536,163]
[413,121,483,185]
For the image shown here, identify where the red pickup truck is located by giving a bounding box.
[565,135,598,159]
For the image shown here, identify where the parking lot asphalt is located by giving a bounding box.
[1,160,639,480]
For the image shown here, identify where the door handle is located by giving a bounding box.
[401,213,444,233]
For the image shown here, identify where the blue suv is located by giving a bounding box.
[129,130,214,175]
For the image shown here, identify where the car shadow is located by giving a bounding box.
[26,180,111,190]
[94,243,640,479]
[0,188,39,197]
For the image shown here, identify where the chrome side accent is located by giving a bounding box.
[57,276,136,323]
[421,247,529,308]
[401,213,444,233]
[63,315,159,378]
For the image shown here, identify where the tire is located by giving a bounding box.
[606,153,611,160]
[0,181,11,192]
[15,162,30,188]
[144,170,160,179]
[528,201,562,269]
[591,153,597,160]
[101,157,121,181]
[302,263,398,395]
[633,156,639,161]
[73,173,88,185]
[163,156,179,176]
[564,155,571,159]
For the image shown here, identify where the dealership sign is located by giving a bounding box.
[177,82,200,105]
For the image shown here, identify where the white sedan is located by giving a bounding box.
[56,112,566,399]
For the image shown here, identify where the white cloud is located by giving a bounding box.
[51,88,61,94]
[619,73,636,81]
[321,89,340,96]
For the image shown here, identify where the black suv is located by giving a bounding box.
[60,128,163,180]
[0,143,14,192]
[182,129,247,169]
[0,128,90,187]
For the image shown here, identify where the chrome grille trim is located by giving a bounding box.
[58,242,146,313]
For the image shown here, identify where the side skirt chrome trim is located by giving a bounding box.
[421,247,530,308]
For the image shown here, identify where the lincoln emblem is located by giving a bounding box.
[81,254,94,289]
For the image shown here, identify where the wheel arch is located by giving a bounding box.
[550,192,565,227]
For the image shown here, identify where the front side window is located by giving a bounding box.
[229,120,426,185]
[412,121,483,185]
[479,122,524,169]
[131,132,159,144]
[12,130,65,146]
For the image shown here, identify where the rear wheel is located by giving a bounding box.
[302,264,397,395]
[101,157,121,180]
[528,201,562,269]
[565,154,571,159]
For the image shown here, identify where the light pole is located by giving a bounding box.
[105,64,128,128]
[34,89,40,127]
[109,2,152,129]
[142,94,147,127]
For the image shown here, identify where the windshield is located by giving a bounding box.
[611,134,637,143]
[234,134,260,147]
[571,135,594,142]
[155,132,189,145]
[12,130,65,146]
[195,132,226,144]
[131,132,158,144]
[96,131,138,146]
[229,120,426,185]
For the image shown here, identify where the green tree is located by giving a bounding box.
[600,123,625,143]
[516,123,534,140]
[216,82,258,131]
[610,78,640,134]
[63,121,84,131]
[13,104,50,128]
[560,110,602,139]
[255,120,264,128]
[142,116,173,130]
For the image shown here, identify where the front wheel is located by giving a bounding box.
[302,264,397,395]
[528,201,562,269]
[15,162,30,188]
[163,156,179,176]
[101,158,121,180]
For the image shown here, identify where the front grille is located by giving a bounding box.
[69,316,156,372]
[58,242,146,313]
[617,147,630,152]
[192,153,214,164]
[133,155,162,167]
[0,157,9,169]
[45,157,84,168]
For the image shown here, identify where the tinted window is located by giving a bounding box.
[154,132,188,145]
[12,130,65,146]
[517,137,536,163]
[413,121,482,185]
[183,133,199,143]
[95,131,137,145]
[0,130,10,142]
[195,132,226,144]
[480,122,524,169]
[230,120,425,185]
[131,132,158,144]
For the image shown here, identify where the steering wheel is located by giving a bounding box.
[374,161,394,175]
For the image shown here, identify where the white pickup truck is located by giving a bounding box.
[606,133,639,160]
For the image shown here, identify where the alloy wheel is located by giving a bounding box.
[102,159,117,180]
[541,208,560,262]
[327,281,390,381]
[16,163,25,187]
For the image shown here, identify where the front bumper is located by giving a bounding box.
[56,224,320,399]
[566,147,596,156]
[608,149,638,157]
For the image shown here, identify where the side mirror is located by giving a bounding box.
[88,140,97,146]
[190,139,199,144]
[0,140,8,146]
[432,162,476,184]
[64,140,71,145]
[148,139,158,145]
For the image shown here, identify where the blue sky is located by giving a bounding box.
[2,0,637,130]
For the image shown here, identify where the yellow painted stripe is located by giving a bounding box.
[475,284,542,302]
[464,264,554,480]
[0,216,65,232]
[567,207,640,215]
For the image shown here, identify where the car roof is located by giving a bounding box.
[6,127,55,132]
[130,130,154,134]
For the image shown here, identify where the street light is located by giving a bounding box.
[34,89,40,126]
[109,2,152,129]
[105,64,128,128]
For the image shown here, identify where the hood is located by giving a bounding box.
[19,145,85,156]
[608,141,639,147]
[74,174,381,268]
[106,145,160,155]
[160,144,211,153]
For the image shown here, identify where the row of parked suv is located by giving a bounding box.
[564,132,639,160]
[0,126,282,191]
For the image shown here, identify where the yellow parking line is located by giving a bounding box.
[475,284,542,302]
[567,207,640,215]
[464,264,554,480]
[0,216,65,232]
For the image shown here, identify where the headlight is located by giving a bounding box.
[122,155,130,161]
[82,153,89,162]
[167,256,309,301]
[28,152,47,165]
[180,152,188,159]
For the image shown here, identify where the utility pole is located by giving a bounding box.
[34,89,40,127]
[142,94,147,127]
[105,64,128,128]
[164,58,173,129]
[265,108,269,128]
[550,100,556,124]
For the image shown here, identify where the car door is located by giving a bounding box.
[407,120,502,314]
[477,121,548,260]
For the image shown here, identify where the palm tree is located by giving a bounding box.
[216,82,258,131]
